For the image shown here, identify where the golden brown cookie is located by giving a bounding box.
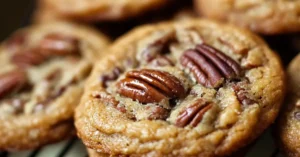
[195,0,300,35]
[33,1,62,23]
[0,21,109,151]
[38,0,172,22]
[276,54,300,157]
[75,19,285,156]
[173,8,198,21]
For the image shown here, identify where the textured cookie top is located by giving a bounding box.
[196,0,300,34]
[277,54,300,156]
[0,21,109,150]
[75,19,285,156]
[41,0,171,21]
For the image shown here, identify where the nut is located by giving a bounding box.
[0,69,28,98]
[140,32,175,63]
[116,69,185,104]
[146,105,170,120]
[11,48,45,67]
[11,33,79,67]
[180,43,242,88]
[100,67,123,88]
[232,82,256,106]
[93,92,125,113]
[176,99,213,127]
[38,33,79,56]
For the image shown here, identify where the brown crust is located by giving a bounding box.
[75,19,285,156]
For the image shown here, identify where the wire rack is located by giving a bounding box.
[0,138,87,157]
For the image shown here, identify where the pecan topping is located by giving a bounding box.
[11,48,45,67]
[232,82,256,106]
[140,32,175,63]
[0,69,28,98]
[176,99,212,127]
[116,69,185,104]
[11,33,79,67]
[93,92,125,113]
[180,43,242,88]
[147,106,170,120]
[38,33,79,56]
[100,67,123,88]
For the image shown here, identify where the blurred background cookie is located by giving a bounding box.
[276,54,300,157]
[0,21,109,150]
[37,0,173,22]
[195,0,300,35]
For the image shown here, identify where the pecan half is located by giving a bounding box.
[38,33,79,56]
[11,48,45,67]
[180,43,242,88]
[0,69,28,98]
[232,82,256,106]
[100,67,123,88]
[116,69,185,104]
[11,33,79,67]
[146,105,170,120]
[140,32,175,63]
[176,99,212,127]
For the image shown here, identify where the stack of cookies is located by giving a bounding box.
[0,0,299,156]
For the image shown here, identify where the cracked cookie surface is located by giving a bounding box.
[276,54,300,157]
[195,0,300,35]
[0,21,109,150]
[75,19,285,156]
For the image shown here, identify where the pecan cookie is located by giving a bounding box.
[33,1,62,23]
[195,0,300,35]
[276,54,300,157]
[75,19,285,156]
[0,21,109,150]
[173,8,197,21]
[38,0,171,22]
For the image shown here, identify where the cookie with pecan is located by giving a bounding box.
[36,0,172,22]
[75,19,285,156]
[276,54,300,157]
[0,21,109,150]
[195,0,300,35]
